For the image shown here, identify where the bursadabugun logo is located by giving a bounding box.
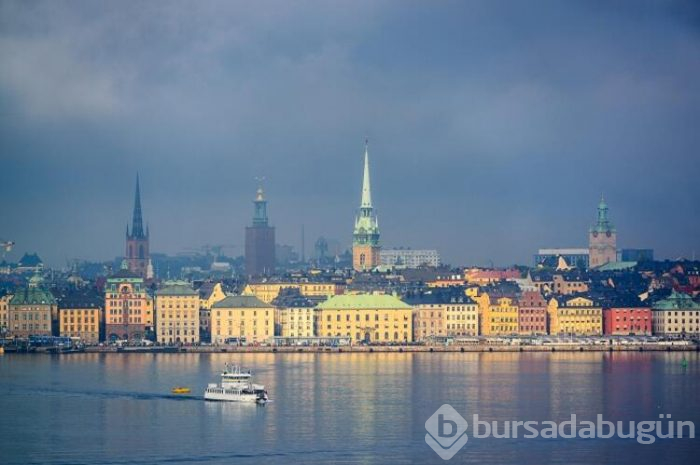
[424,404,469,460]
[425,405,696,461]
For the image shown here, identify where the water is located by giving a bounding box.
[0,352,698,464]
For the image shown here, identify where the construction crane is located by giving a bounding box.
[1,239,15,260]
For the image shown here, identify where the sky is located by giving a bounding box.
[0,0,699,268]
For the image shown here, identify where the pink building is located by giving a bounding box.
[517,290,548,335]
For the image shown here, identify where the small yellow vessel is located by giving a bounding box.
[171,387,191,394]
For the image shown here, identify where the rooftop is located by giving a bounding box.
[317,293,411,310]
[213,295,271,309]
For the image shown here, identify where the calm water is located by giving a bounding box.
[1,352,698,464]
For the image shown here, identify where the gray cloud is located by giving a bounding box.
[0,0,698,266]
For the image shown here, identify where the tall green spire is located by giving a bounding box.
[353,140,379,246]
[130,174,146,238]
[361,139,372,209]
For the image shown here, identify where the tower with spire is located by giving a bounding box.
[588,195,617,268]
[352,140,381,271]
[126,174,150,278]
[245,183,276,276]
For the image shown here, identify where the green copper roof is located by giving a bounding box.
[590,195,615,233]
[653,291,700,310]
[10,286,57,306]
[596,261,636,271]
[212,295,270,308]
[156,281,197,296]
[353,141,380,245]
[317,294,410,310]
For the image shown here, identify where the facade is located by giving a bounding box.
[244,187,276,276]
[197,282,227,342]
[211,295,275,344]
[58,293,103,344]
[242,282,343,304]
[125,175,150,278]
[483,295,519,336]
[517,290,548,335]
[603,307,652,336]
[272,289,315,338]
[155,281,200,345]
[352,142,381,271]
[316,294,412,343]
[104,266,153,341]
[534,248,590,269]
[651,291,700,337]
[0,292,12,335]
[552,274,589,295]
[8,276,57,337]
[380,249,440,268]
[589,196,617,268]
[548,296,603,336]
[405,291,477,341]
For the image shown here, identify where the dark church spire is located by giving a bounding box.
[130,174,146,238]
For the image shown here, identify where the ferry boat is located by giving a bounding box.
[203,364,268,404]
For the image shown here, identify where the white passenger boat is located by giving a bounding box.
[203,364,268,404]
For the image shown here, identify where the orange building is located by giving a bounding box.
[104,265,153,341]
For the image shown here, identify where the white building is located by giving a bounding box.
[380,249,440,268]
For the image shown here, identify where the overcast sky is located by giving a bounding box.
[1,0,699,267]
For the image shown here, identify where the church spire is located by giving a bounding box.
[131,173,145,238]
[361,139,372,209]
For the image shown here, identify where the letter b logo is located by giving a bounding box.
[425,404,468,460]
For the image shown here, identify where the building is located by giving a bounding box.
[15,253,44,274]
[104,264,154,341]
[316,294,412,344]
[552,274,589,295]
[534,248,589,269]
[405,291,476,341]
[8,275,57,337]
[619,249,654,262]
[272,288,315,338]
[244,187,275,276]
[0,292,12,335]
[547,296,603,336]
[481,294,519,336]
[211,295,275,344]
[589,196,617,268]
[242,282,343,304]
[155,281,200,345]
[380,249,440,268]
[197,282,227,342]
[352,141,381,271]
[517,290,547,335]
[125,175,150,278]
[58,292,103,344]
[603,306,652,336]
[465,268,520,285]
[651,291,700,337]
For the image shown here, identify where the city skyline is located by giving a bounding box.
[1,1,699,266]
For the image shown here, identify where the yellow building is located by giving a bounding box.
[59,296,103,344]
[476,292,519,336]
[552,274,589,295]
[272,289,315,338]
[548,296,602,336]
[316,294,412,344]
[155,282,200,345]
[242,282,343,304]
[211,295,274,344]
[9,276,57,337]
[197,282,227,342]
[0,293,12,334]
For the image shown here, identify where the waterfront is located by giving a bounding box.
[1,353,699,464]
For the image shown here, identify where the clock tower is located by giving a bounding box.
[588,195,617,268]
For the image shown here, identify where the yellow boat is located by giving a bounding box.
[171,387,191,394]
